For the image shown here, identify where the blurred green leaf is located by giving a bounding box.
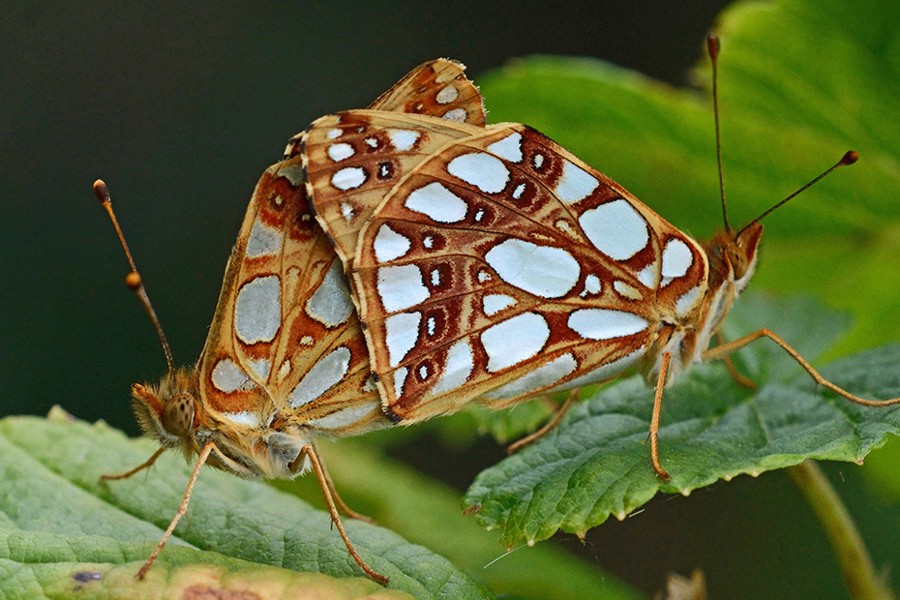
[463,294,900,548]
[0,408,489,599]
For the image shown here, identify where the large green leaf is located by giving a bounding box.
[0,408,489,599]
[478,0,900,354]
[463,294,900,547]
[286,440,645,600]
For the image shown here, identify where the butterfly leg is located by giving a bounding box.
[299,444,389,585]
[312,441,375,524]
[100,446,166,481]
[650,353,672,481]
[506,388,579,454]
[702,328,900,407]
[136,441,216,579]
[716,332,757,390]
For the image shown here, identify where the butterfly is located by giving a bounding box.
[303,37,899,482]
[94,58,487,583]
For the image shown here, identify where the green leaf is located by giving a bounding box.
[0,408,489,600]
[287,439,645,600]
[465,401,557,445]
[463,294,900,548]
[478,0,900,353]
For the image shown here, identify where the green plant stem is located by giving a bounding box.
[787,460,892,600]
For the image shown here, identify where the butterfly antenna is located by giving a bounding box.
[735,151,858,240]
[92,179,176,373]
[707,35,731,234]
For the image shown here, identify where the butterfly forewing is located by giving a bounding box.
[368,58,486,126]
[353,124,710,422]
[197,157,384,436]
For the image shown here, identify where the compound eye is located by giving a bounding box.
[162,393,195,437]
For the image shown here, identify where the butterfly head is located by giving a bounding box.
[131,368,200,454]
[706,221,763,294]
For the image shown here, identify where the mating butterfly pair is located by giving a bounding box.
[96,42,898,585]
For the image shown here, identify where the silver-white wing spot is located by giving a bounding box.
[404,182,468,223]
[547,349,643,392]
[581,274,602,297]
[246,216,282,258]
[326,128,342,140]
[212,358,254,393]
[393,367,409,397]
[234,275,281,344]
[579,199,649,261]
[482,293,517,316]
[377,265,430,312]
[309,402,379,430]
[442,108,467,122]
[248,358,271,381]
[487,132,523,163]
[277,359,291,383]
[568,309,648,340]
[431,339,474,395]
[327,142,355,162]
[306,259,354,327]
[340,202,355,223]
[661,238,693,280]
[613,280,643,301]
[637,264,658,289]
[555,159,599,203]
[384,311,421,367]
[435,85,459,104]
[373,223,412,262]
[447,152,509,193]
[288,346,352,407]
[485,239,580,298]
[279,163,304,186]
[331,167,366,190]
[481,312,550,372]
[222,411,259,427]
[386,129,420,151]
[675,286,702,318]
[483,353,577,399]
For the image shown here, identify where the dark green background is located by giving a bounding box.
[2,3,893,599]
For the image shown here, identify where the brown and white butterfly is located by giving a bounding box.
[94,58,486,583]
[304,38,900,481]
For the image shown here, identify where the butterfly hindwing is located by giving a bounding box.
[353,123,709,421]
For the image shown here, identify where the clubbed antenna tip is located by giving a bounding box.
[706,35,720,61]
[93,179,110,204]
[841,150,858,165]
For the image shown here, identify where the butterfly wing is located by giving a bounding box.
[353,124,710,422]
[368,58,486,125]
[197,157,385,436]
[294,59,485,269]
[196,60,489,435]
[300,110,484,268]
